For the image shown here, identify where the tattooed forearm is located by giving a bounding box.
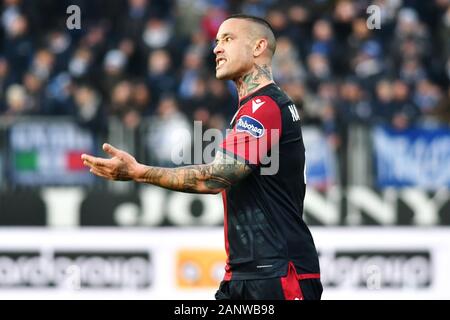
[136,152,252,194]
[236,63,273,98]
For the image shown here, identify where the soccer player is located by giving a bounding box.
[82,14,322,300]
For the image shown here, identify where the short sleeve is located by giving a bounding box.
[220,96,282,166]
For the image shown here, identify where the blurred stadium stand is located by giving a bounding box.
[0,0,449,192]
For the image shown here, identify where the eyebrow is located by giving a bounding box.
[215,33,234,43]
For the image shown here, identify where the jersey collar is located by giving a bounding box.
[238,82,276,106]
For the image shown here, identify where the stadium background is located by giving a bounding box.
[0,0,449,299]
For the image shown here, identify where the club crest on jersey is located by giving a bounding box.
[236,115,265,138]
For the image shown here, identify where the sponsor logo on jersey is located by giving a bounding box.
[236,116,265,138]
[252,98,266,113]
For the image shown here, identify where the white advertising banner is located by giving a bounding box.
[0,228,448,300]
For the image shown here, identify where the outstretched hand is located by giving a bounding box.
[81,143,141,181]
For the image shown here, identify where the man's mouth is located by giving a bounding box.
[216,58,226,69]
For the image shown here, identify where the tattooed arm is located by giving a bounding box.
[81,143,252,194]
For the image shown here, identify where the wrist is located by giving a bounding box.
[133,163,148,182]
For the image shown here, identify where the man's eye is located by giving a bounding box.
[225,37,231,42]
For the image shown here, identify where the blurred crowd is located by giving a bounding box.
[0,0,449,154]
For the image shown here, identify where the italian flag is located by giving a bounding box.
[14,150,88,172]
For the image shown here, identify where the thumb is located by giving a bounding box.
[103,143,121,157]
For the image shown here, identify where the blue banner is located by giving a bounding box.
[373,126,450,189]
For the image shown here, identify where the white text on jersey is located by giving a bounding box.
[288,104,300,122]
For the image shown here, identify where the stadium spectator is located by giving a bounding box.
[67,47,94,82]
[22,72,45,114]
[0,57,15,112]
[146,49,177,102]
[431,86,450,125]
[390,79,420,130]
[372,79,394,124]
[100,49,128,98]
[413,79,443,126]
[45,31,72,74]
[272,36,306,85]
[132,80,153,116]
[70,84,105,133]
[146,95,191,166]
[4,84,30,116]
[2,13,33,81]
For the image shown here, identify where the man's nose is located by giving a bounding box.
[213,43,223,55]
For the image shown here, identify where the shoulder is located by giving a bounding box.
[262,85,292,107]
[239,94,281,122]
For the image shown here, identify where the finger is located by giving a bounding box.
[81,154,102,165]
[103,143,121,157]
[81,155,95,168]
[81,156,96,168]
[89,167,112,180]
[81,153,95,162]
[83,155,110,168]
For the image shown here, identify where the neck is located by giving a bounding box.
[234,63,274,100]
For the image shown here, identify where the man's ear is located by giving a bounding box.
[253,39,268,57]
